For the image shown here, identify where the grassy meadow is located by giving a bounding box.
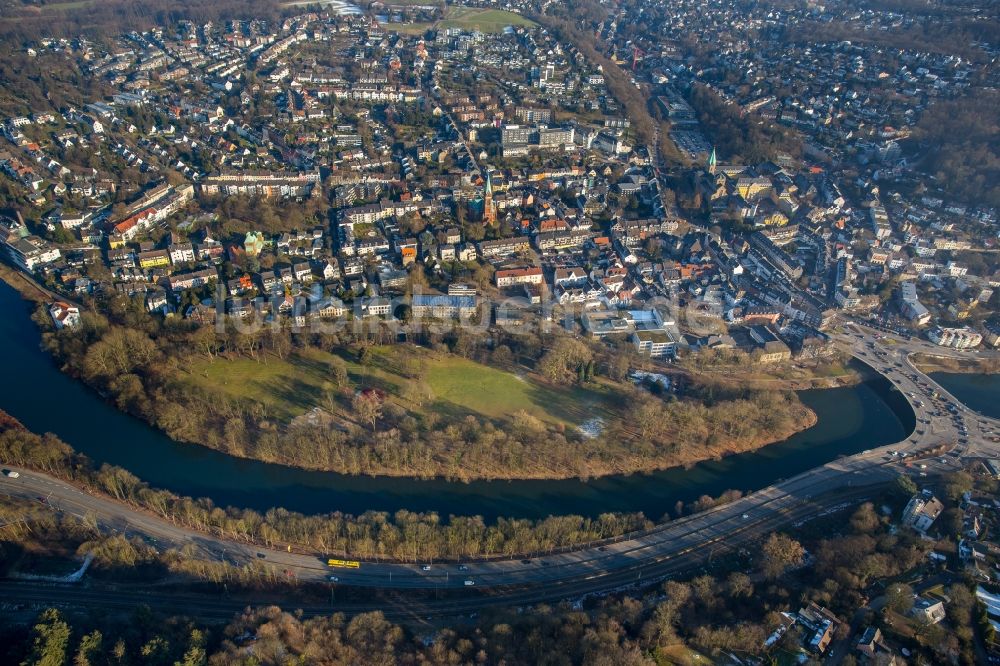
[182,344,620,428]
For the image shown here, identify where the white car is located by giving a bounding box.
[421,565,431,571]
[464,579,475,586]
[2,469,18,478]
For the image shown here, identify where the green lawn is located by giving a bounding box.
[384,7,536,35]
[383,22,432,35]
[655,644,714,666]
[440,8,536,33]
[184,349,334,421]
[183,345,620,427]
[183,347,403,422]
[423,354,620,426]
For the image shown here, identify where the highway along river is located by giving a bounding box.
[929,371,1000,418]
[0,281,912,521]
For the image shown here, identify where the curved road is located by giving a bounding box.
[2,322,997,613]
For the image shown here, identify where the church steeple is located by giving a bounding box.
[483,170,496,225]
[707,147,717,176]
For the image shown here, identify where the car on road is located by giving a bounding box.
[256,552,266,559]
[2,469,19,478]
[328,575,339,582]
[464,579,475,586]
[741,513,750,519]
[421,565,432,571]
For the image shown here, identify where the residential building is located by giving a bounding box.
[411,294,478,319]
[902,493,944,533]
[898,281,930,325]
[200,170,321,198]
[928,326,982,349]
[49,301,81,329]
[478,237,531,258]
[910,598,946,625]
[495,267,544,287]
[633,328,676,358]
[137,249,171,269]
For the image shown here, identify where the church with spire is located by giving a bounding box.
[686,146,729,214]
[482,170,496,225]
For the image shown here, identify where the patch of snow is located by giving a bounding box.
[578,417,605,439]
[629,370,671,391]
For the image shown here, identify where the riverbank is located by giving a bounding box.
[671,363,861,392]
[0,269,821,483]
[0,276,909,519]
[911,352,1000,375]
[85,349,822,482]
[0,409,657,560]
[0,263,56,303]
[153,359,819,481]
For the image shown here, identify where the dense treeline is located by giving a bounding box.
[3,607,209,666]
[0,0,283,41]
[0,47,111,118]
[0,412,654,560]
[34,293,813,480]
[786,16,995,63]
[1,498,985,665]
[910,90,1000,208]
[688,84,802,164]
[198,195,331,239]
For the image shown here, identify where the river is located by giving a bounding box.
[929,371,1000,419]
[0,280,912,521]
